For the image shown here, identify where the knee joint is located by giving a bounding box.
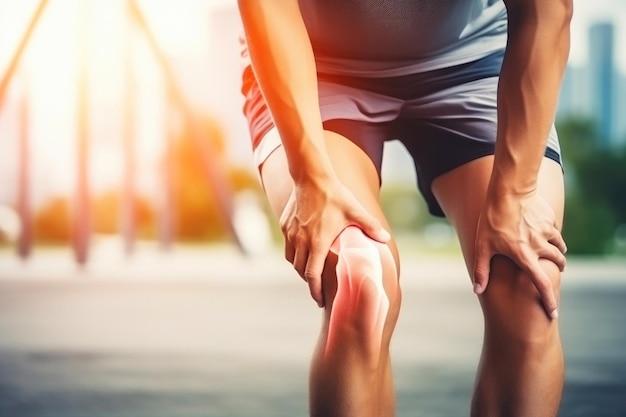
[484,258,561,349]
[328,227,393,341]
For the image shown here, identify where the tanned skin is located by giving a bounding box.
[238,0,572,416]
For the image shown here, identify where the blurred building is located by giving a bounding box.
[558,65,591,118]
[558,21,625,147]
[589,22,615,145]
[617,72,626,146]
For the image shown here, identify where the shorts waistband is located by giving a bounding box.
[317,50,504,100]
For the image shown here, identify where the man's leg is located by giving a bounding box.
[260,130,402,417]
[432,155,564,417]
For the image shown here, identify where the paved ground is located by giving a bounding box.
[0,245,624,417]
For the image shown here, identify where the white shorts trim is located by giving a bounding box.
[253,126,282,172]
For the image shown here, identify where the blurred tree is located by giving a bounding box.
[563,191,617,255]
[575,149,626,225]
[172,118,225,241]
[170,114,260,242]
[380,185,428,233]
[93,190,156,238]
[34,197,72,243]
[557,117,626,255]
[230,165,261,192]
[557,117,597,166]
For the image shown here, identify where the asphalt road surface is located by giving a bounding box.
[0,248,624,417]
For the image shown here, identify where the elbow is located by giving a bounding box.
[237,0,262,29]
[506,0,573,27]
[505,0,573,45]
[237,0,256,17]
[561,0,574,23]
[554,0,574,27]
[549,0,573,38]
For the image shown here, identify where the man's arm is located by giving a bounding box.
[238,0,331,183]
[473,0,573,317]
[238,0,389,307]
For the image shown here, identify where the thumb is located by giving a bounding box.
[351,209,390,243]
[473,247,491,295]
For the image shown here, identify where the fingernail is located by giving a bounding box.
[473,283,482,294]
[380,229,391,241]
[550,309,559,320]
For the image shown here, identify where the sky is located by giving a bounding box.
[568,0,626,69]
[0,0,625,207]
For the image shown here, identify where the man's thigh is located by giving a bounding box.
[430,155,564,273]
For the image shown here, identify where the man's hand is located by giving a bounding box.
[280,176,390,308]
[473,191,567,319]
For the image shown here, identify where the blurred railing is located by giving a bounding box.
[0,0,245,265]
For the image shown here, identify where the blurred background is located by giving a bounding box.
[0,0,624,257]
[0,1,624,417]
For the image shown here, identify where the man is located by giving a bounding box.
[238,1,572,416]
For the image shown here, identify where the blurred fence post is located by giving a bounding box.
[122,1,137,256]
[0,0,49,112]
[73,0,92,266]
[158,97,177,251]
[17,85,32,259]
[0,0,51,261]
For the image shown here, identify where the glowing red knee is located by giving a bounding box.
[326,227,390,356]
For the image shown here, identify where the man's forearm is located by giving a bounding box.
[492,0,573,195]
[238,0,334,184]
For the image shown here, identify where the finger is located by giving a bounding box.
[305,246,328,308]
[306,274,324,309]
[547,229,568,254]
[538,243,567,272]
[472,246,491,295]
[293,246,309,282]
[518,252,559,319]
[283,227,297,263]
[351,209,390,243]
[284,241,295,264]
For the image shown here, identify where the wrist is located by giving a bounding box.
[289,158,336,184]
[488,177,537,200]
[286,141,336,185]
[489,154,539,198]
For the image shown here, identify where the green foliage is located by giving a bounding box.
[557,117,597,166]
[563,191,616,255]
[379,185,429,232]
[574,148,626,225]
[557,117,626,255]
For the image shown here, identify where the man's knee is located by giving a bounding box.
[326,227,399,349]
[481,255,561,349]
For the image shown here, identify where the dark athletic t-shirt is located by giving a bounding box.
[242,0,508,77]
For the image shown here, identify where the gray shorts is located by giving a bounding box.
[242,51,561,217]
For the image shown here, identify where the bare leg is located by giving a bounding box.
[432,156,565,417]
[260,131,402,417]
[326,226,392,364]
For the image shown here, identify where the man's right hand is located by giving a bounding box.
[280,175,390,308]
